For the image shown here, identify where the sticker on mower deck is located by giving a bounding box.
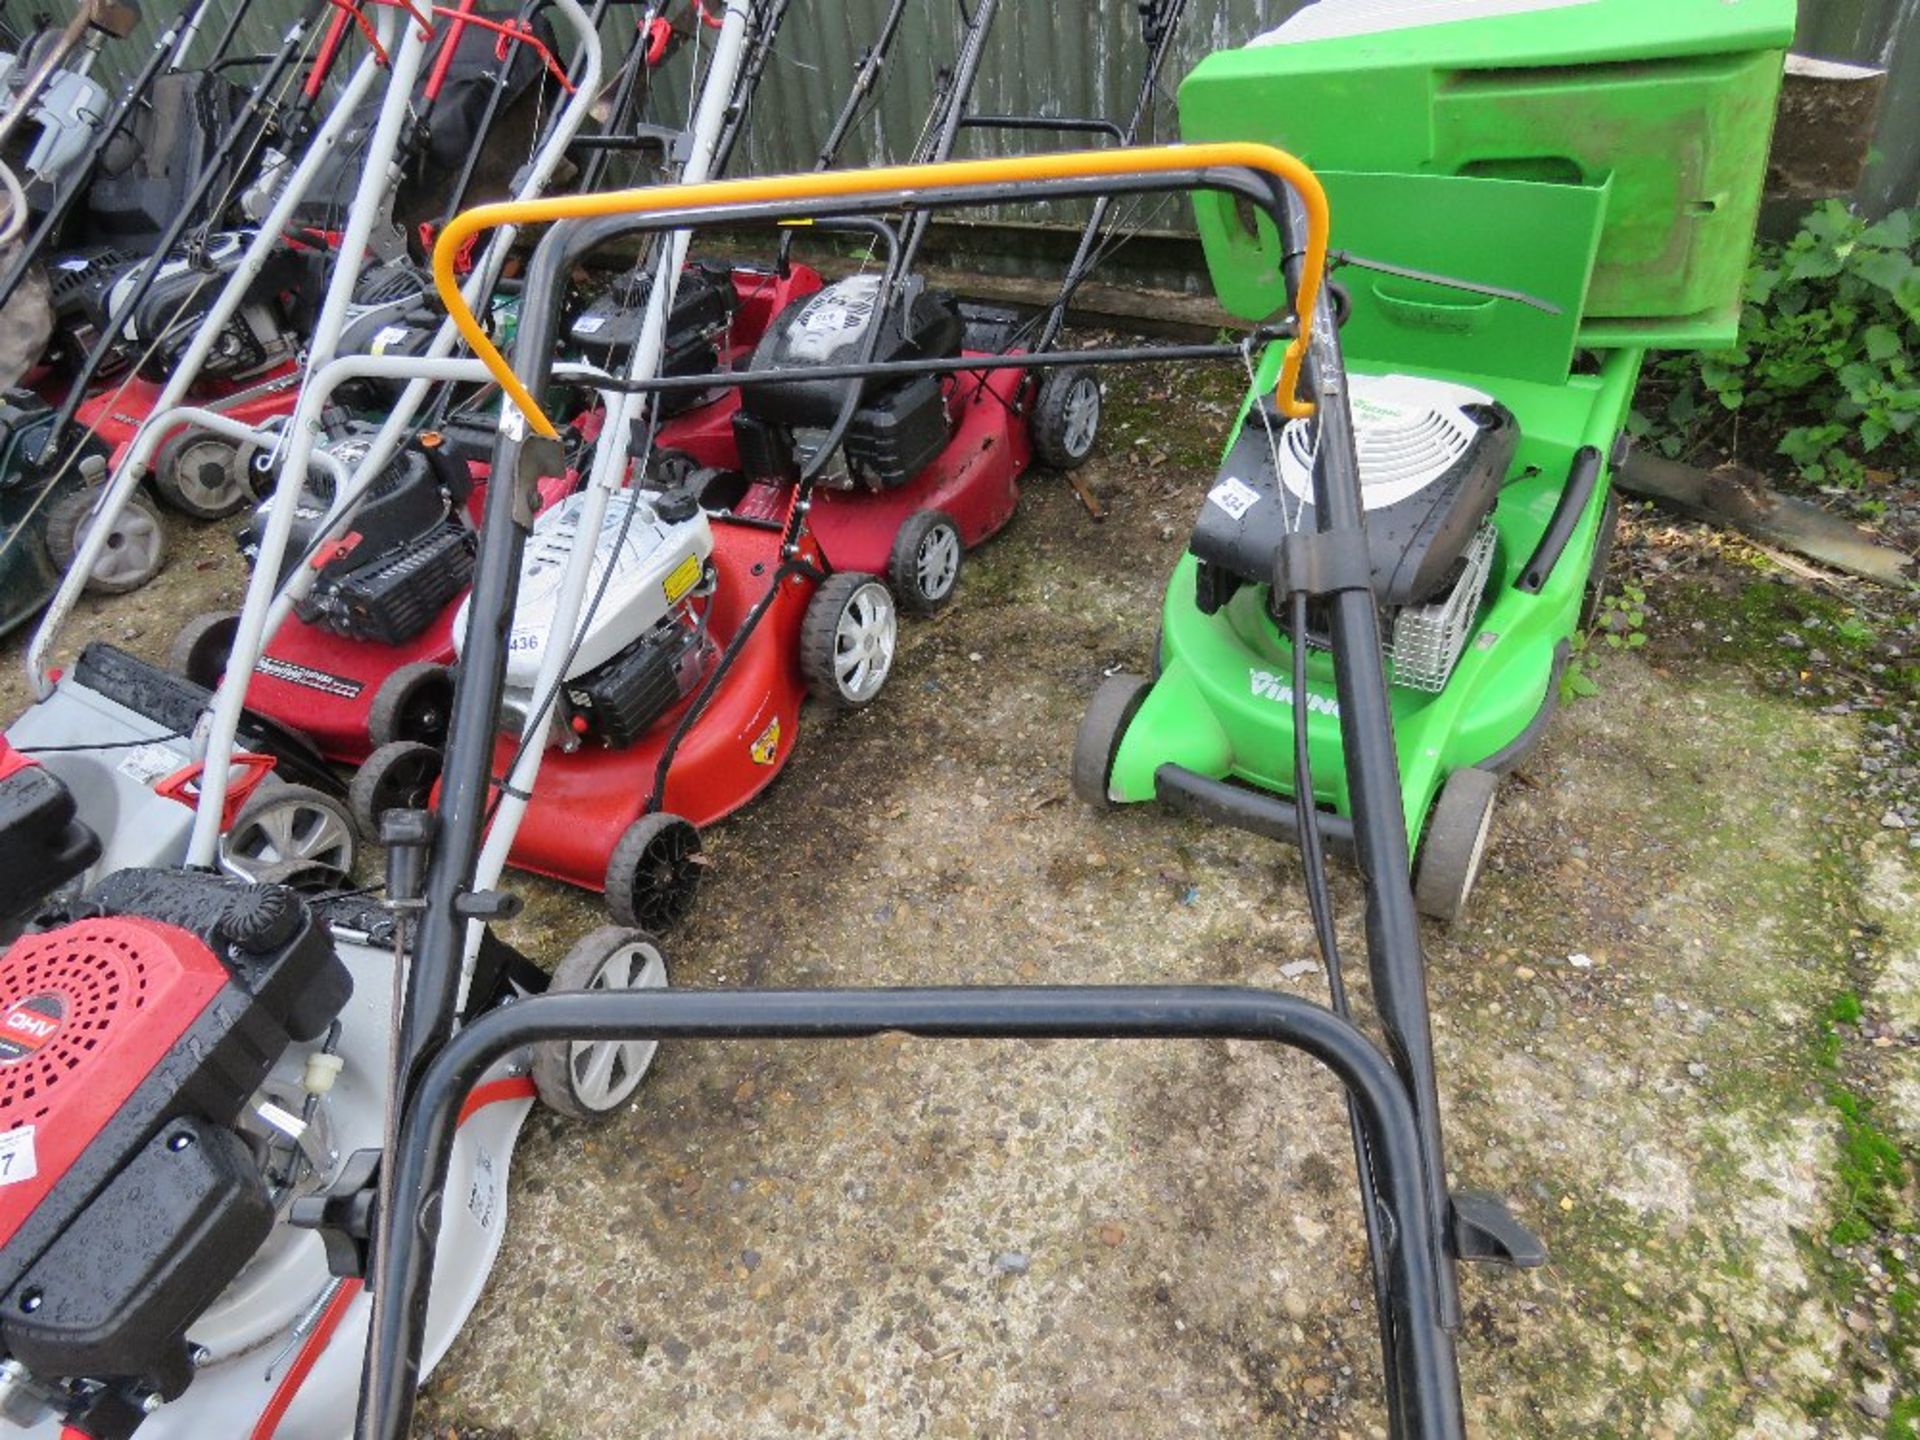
[750,716,780,766]
[0,1126,36,1186]
[1208,475,1262,521]
[370,324,411,356]
[662,552,702,607]
[117,742,184,787]
[0,995,64,1064]
[1249,668,1342,718]
[573,315,607,335]
[257,656,365,700]
[466,1141,497,1231]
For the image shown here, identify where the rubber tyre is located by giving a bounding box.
[367,662,455,748]
[1579,489,1623,633]
[348,740,442,840]
[219,781,357,887]
[1072,673,1150,810]
[531,926,670,1121]
[169,611,240,690]
[1413,767,1500,925]
[47,487,167,595]
[1030,366,1102,471]
[605,812,704,932]
[152,429,251,519]
[887,509,963,616]
[800,573,896,708]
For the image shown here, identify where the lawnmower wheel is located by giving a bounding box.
[1072,673,1150,810]
[47,486,167,595]
[152,429,252,519]
[1413,767,1500,925]
[532,926,670,1121]
[349,741,442,840]
[219,781,356,888]
[368,662,456,748]
[888,510,963,616]
[605,812,704,931]
[1579,490,1623,632]
[1030,366,1102,471]
[169,610,240,690]
[801,573,896,708]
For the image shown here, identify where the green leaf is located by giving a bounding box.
[1860,416,1889,451]
[1853,248,1915,296]
[1862,324,1904,364]
[1626,632,1647,649]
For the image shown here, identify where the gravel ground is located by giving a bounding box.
[2,362,1913,1438]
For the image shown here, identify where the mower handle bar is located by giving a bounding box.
[355,985,1466,1440]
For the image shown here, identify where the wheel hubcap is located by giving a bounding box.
[222,797,353,880]
[914,526,961,600]
[1062,377,1101,457]
[174,440,244,510]
[567,943,668,1110]
[90,508,161,586]
[832,584,896,702]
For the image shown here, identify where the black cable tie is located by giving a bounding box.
[1273,529,1372,600]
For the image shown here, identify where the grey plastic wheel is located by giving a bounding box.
[1031,366,1102,470]
[348,741,441,839]
[152,429,251,518]
[1072,673,1150,810]
[888,510,963,616]
[532,926,670,1121]
[47,487,167,594]
[800,573,895,707]
[367,662,455,748]
[1413,767,1500,924]
[220,781,356,887]
[169,610,240,689]
[605,812,704,931]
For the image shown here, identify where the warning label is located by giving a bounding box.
[257,656,365,700]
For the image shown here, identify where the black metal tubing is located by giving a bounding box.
[1154,763,1357,855]
[1282,190,1460,1327]
[0,0,229,311]
[37,0,332,460]
[355,986,1465,1440]
[896,0,1000,276]
[959,113,1125,142]
[1517,446,1602,593]
[709,0,794,179]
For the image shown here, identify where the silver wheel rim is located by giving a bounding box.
[831,582,896,703]
[221,795,354,880]
[1062,376,1101,457]
[567,941,668,1110]
[914,524,961,601]
[170,439,245,512]
[88,506,162,587]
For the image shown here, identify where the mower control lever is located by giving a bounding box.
[1450,1191,1547,1268]
[453,889,523,922]
[289,1148,381,1279]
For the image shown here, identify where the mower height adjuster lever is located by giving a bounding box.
[1272,528,1371,600]
[289,1148,382,1278]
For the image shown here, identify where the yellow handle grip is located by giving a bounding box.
[433,141,1329,441]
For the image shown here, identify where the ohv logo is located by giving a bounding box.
[0,995,66,1063]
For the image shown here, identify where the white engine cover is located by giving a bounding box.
[1277,371,1497,512]
[454,489,713,687]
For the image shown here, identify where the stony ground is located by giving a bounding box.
[5,361,1914,1438]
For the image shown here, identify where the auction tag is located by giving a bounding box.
[1208,475,1262,520]
[370,324,410,356]
[573,315,606,335]
[0,1126,37,1187]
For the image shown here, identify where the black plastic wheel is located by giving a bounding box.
[1072,673,1150,810]
[152,429,251,519]
[348,740,442,839]
[367,662,455,748]
[168,611,240,689]
[604,812,704,931]
[1579,489,1623,632]
[531,926,670,1121]
[46,486,167,594]
[1030,366,1102,471]
[800,573,896,708]
[1413,767,1500,925]
[887,510,963,616]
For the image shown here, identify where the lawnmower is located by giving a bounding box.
[348,140,1542,1440]
[1074,0,1797,922]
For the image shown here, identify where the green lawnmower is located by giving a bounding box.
[1074,0,1798,922]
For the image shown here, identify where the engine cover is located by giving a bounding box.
[567,616,712,749]
[568,261,737,417]
[740,274,962,429]
[0,870,350,1406]
[108,232,307,384]
[1190,372,1518,611]
[456,488,713,691]
[0,742,98,933]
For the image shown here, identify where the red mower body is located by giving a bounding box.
[497,518,822,893]
[75,362,303,461]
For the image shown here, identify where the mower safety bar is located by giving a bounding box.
[354,987,1466,1440]
[430,142,1331,436]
